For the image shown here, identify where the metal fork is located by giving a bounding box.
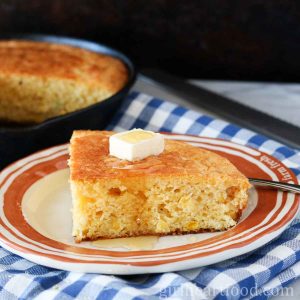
[249,178,300,194]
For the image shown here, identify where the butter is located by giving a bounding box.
[119,130,155,143]
[109,129,164,161]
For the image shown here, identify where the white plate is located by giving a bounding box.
[0,134,299,274]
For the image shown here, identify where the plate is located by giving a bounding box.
[0,133,299,274]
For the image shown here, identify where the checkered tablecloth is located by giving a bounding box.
[1,91,300,300]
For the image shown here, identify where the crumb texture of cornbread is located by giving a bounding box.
[0,41,128,123]
[69,131,251,242]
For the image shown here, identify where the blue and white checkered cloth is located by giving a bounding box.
[1,91,300,300]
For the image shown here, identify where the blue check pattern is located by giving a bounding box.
[1,91,300,300]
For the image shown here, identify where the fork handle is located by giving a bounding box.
[249,178,300,194]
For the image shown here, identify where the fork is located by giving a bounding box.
[249,178,300,194]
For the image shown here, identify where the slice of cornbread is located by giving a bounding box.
[0,40,128,123]
[69,130,251,242]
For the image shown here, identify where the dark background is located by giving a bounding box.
[1,0,300,82]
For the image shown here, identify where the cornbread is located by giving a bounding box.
[0,40,128,123]
[69,130,251,242]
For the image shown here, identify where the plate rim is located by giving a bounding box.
[0,133,299,274]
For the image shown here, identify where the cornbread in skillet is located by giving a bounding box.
[0,41,128,123]
[69,130,251,242]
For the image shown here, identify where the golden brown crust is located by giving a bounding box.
[69,130,250,187]
[0,40,128,93]
[74,226,237,243]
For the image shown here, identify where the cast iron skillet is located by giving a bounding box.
[0,34,136,169]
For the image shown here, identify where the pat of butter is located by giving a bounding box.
[109,129,164,161]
